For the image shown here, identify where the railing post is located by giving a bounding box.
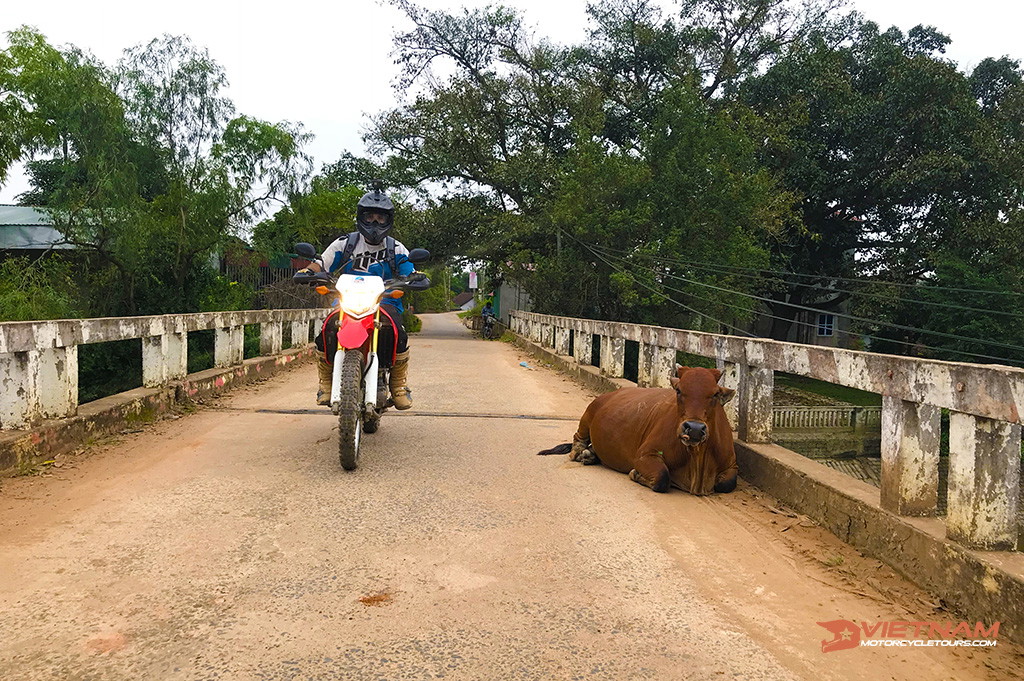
[232,325,244,364]
[946,412,1021,550]
[880,398,940,516]
[574,330,593,366]
[260,320,283,356]
[35,345,78,419]
[0,351,39,428]
[165,328,188,380]
[554,326,570,356]
[539,322,554,349]
[640,345,674,388]
[600,335,625,378]
[291,320,310,348]
[737,365,773,443]
[637,343,650,386]
[720,361,740,429]
[215,325,244,367]
[142,335,168,386]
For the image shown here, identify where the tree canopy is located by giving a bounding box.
[0,28,311,316]
[4,2,1024,368]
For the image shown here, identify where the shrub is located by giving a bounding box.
[0,257,82,321]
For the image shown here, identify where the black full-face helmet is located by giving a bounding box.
[356,184,395,245]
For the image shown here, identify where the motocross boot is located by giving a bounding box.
[316,358,332,406]
[389,350,413,410]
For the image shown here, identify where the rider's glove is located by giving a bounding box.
[296,268,313,275]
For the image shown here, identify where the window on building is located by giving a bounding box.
[817,313,835,337]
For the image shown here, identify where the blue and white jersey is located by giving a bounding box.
[321,234,416,313]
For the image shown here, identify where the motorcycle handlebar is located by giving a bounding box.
[292,270,431,292]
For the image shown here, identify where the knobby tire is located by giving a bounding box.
[338,349,364,471]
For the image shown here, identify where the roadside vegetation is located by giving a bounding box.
[293,0,1024,369]
[3,0,1024,377]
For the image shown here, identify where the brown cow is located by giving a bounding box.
[539,366,738,495]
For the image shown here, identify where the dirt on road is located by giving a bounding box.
[0,312,1020,681]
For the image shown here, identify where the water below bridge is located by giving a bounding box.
[0,313,1019,680]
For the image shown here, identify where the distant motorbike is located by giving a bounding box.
[481,312,498,340]
[293,242,430,470]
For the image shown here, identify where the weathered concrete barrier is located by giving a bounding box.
[0,309,323,474]
[510,310,1022,553]
[773,405,881,430]
[511,316,1024,641]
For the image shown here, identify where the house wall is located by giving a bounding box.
[494,278,532,325]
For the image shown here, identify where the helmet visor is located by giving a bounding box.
[361,210,391,225]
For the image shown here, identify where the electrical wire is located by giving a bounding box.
[577,238,1024,366]
[583,244,1024,357]
[589,244,1024,321]
[587,243,1024,297]
[560,230,759,337]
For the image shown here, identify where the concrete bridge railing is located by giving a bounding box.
[510,310,1022,552]
[0,309,323,431]
[773,405,882,430]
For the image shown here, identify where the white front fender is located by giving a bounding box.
[363,352,379,411]
[331,349,345,409]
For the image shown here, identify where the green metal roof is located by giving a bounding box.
[0,204,51,226]
[0,205,73,249]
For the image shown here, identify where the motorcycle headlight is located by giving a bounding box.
[339,289,382,318]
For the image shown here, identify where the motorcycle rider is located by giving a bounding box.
[481,300,496,337]
[295,185,418,410]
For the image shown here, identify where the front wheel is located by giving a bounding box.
[337,349,365,471]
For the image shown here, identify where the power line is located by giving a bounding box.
[589,242,1024,297]
[561,230,759,338]
[590,244,1024,321]
[584,242,1024,366]
[589,247,759,338]
[587,246,1024,357]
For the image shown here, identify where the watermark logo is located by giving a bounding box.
[817,620,999,653]
[818,620,861,653]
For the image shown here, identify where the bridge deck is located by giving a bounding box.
[0,313,1015,680]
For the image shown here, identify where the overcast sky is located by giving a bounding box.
[2,0,1022,203]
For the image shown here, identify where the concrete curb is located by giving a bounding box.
[0,346,316,476]
[514,333,1024,641]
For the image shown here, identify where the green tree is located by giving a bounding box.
[740,21,997,340]
[1,29,311,317]
[116,35,311,312]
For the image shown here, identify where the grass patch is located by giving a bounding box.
[124,404,159,427]
[188,329,215,373]
[676,352,716,370]
[458,303,483,319]
[775,372,881,406]
[404,311,423,333]
[79,339,143,403]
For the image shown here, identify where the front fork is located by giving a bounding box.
[330,308,383,414]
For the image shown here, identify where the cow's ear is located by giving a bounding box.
[716,387,735,405]
[669,377,680,391]
[676,365,690,378]
[709,368,723,382]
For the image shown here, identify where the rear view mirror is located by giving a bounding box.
[294,242,319,260]
[408,248,430,264]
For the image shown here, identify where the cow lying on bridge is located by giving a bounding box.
[538,366,738,495]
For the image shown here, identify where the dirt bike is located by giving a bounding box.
[293,242,430,470]
[481,313,498,340]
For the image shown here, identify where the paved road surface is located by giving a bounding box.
[0,313,1017,680]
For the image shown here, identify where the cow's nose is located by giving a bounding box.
[682,420,707,442]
